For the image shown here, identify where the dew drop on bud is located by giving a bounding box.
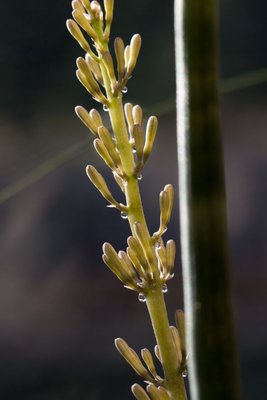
[162,284,168,293]
[103,104,109,112]
[182,369,188,378]
[120,211,128,219]
[122,86,128,94]
[132,147,137,154]
[138,293,146,302]
[137,174,142,181]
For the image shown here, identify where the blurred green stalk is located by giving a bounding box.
[174,1,241,399]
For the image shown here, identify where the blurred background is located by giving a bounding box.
[0,0,267,399]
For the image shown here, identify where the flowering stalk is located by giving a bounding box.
[67,1,187,399]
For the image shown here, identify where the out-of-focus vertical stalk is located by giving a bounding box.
[174,1,241,399]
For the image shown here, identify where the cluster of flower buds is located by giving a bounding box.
[102,222,177,296]
[114,310,187,399]
[67,1,142,98]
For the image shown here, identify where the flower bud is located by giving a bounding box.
[103,0,114,38]
[143,116,158,163]
[103,243,134,286]
[66,19,91,53]
[141,348,159,380]
[154,345,162,363]
[126,34,142,76]
[124,103,134,138]
[86,165,117,204]
[132,105,143,126]
[146,384,162,400]
[85,54,104,85]
[98,126,121,168]
[132,124,144,162]
[131,384,150,400]
[114,37,125,82]
[94,138,116,170]
[75,105,98,135]
[102,51,117,90]
[169,326,182,367]
[72,9,98,41]
[175,310,186,361]
[72,0,85,13]
[115,338,151,380]
[166,239,176,277]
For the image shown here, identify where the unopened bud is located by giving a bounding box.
[72,0,85,13]
[132,124,143,161]
[102,243,132,285]
[103,0,114,38]
[166,240,176,277]
[141,348,159,380]
[94,138,116,170]
[154,345,162,363]
[75,105,98,135]
[124,103,134,138]
[132,105,143,125]
[85,54,104,85]
[146,384,162,400]
[115,338,151,380]
[143,116,158,163]
[72,9,98,41]
[175,310,186,361]
[126,34,142,76]
[102,51,117,90]
[157,387,171,400]
[66,19,90,53]
[98,126,121,168]
[131,384,150,400]
[169,326,182,366]
[86,165,117,204]
[114,37,125,82]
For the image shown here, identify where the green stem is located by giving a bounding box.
[99,50,187,400]
[174,1,241,399]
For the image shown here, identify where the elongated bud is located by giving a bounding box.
[114,37,125,82]
[175,310,186,360]
[66,19,91,53]
[72,0,85,13]
[118,251,140,286]
[75,105,98,135]
[131,384,150,400]
[124,45,130,68]
[81,0,92,12]
[143,116,158,163]
[77,58,106,100]
[86,165,117,204]
[85,54,104,85]
[169,326,182,366]
[133,124,143,161]
[159,190,170,230]
[133,105,143,125]
[115,338,151,380]
[126,246,146,279]
[113,171,125,193]
[89,108,103,127]
[127,236,150,276]
[164,184,174,222]
[98,126,122,168]
[94,138,116,170]
[141,348,159,380]
[124,103,134,137]
[103,243,134,286]
[166,240,176,277]
[157,387,171,400]
[146,384,163,400]
[103,0,114,38]
[126,34,142,76]
[154,345,162,363]
[76,69,108,104]
[156,243,167,273]
[72,9,98,41]
[91,0,103,20]
[102,51,117,90]
[133,222,155,270]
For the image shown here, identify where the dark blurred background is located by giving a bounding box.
[1,0,267,399]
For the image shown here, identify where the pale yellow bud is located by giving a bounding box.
[102,51,117,90]
[169,326,182,366]
[175,310,186,360]
[93,138,116,170]
[85,54,104,85]
[143,116,158,163]
[126,34,142,76]
[166,239,176,277]
[124,103,134,138]
[72,0,85,13]
[131,384,150,400]
[157,387,171,400]
[154,345,162,363]
[132,124,144,161]
[98,126,122,168]
[89,108,103,127]
[66,19,90,53]
[115,338,151,380]
[75,105,98,135]
[141,348,159,380]
[146,384,162,400]
[86,165,116,204]
[103,0,114,38]
[114,37,125,82]
[132,105,143,125]
[72,9,98,41]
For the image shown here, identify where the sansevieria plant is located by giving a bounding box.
[66,1,187,399]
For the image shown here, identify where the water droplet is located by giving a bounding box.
[138,293,146,302]
[122,86,128,93]
[132,147,137,154]
[103,104,109,112]
[182,369,188,378]
[137,174,142,181]
[120,211,128,219]
[162,284,168,293]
